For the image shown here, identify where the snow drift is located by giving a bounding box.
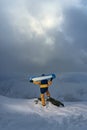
[0,95,87,130]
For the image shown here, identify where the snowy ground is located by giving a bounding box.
[0,95,87,130]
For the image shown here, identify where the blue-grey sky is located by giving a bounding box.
[0,0,87,76]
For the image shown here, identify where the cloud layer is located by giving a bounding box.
[0,0,87,76]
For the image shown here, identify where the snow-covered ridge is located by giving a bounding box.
[0,72,87,102]
[0,95,87,130]
[0,78,87,101]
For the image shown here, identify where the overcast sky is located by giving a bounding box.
[0,0,87,77]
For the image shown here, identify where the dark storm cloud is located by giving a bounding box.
[63,7,87,48]
[0,0,87,77]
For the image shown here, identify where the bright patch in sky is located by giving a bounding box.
[7,0,63,38]
[0,0,87,72]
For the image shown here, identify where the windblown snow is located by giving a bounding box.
[0,95,87,130]
[0,73,87,130]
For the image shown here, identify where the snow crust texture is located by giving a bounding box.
[0,96,87,130]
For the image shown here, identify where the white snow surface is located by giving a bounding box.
[0,95,87,130]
